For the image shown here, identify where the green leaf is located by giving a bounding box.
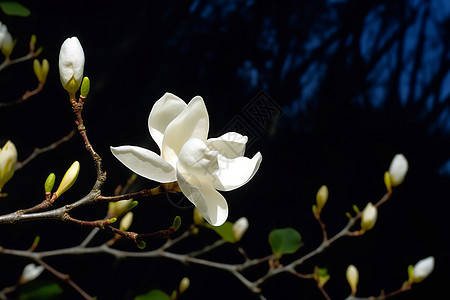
[268,228,302,257]
[0,2,30,16]
[135,289,170,300]
[206,221,236,243]
[19,282,63,300]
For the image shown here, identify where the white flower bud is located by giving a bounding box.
[233,217,249,241]
[388,154,408,187]
[58,37,85,97]
[361,202,377,232]
[346,264,359,296]
[412,256,434,283]
[108,199,133,218]
[119,212,133,231]
[0,22,7,47]
[0,140,17,192]
[1,30,13,58]
[19,263,44,284]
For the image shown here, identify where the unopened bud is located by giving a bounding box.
[411,256,434,283]
[316,185,328,213]
[119,212,133,231]
[232,217,249,241]
[19,263,44,284]
[55,161,80,197]
[0,140,17,192]
[360,202,377,232]
[108,199,133,218]
[346,264,359,296]
[179,277,190,294]
[388,154,408,187]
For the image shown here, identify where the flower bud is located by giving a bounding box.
[33,59,49,82]
[59,37,85,98]
[316,185,329,213]
[55,161,80,197]
[0,140,17,192]
[412,256,434,283]
[1,29,14,59]
[360,202,377,232]
[119,212,133,231]
[233,217,249,241]
[179,277,190,294]
[346,264,359,296]
[108,199,133,218]
[19,263,44,284]
[0,22,7,47]
[388,154,408,187]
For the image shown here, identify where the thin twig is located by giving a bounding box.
[16,130,76,170]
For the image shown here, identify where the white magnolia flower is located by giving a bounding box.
[388,154,408,186]
[360,202,377,232]
[58,36,85,97]
[111,93,262,226]
[0,140,17,192]
[233,217,249,241]
[346,264,359,295]
[412,256,434,283]
[19,263,44,284]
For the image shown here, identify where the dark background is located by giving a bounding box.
[0,1,449,299]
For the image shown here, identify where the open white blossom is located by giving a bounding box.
[19,263,44,284]
[412,256,434,283]
[388,154,408,186]
[111,93,262,226]
[0,140,17,192]
[58,36,85,96]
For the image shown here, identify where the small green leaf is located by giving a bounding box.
[206,221,236,243]
[44,173,55,193]
[19,282,63,300]
[172,216,181,231]
[0,2,30,17]
[268,228,302,257]
[80,77,90,97]
[134,289,170,300]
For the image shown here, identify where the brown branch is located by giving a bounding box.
[35,258,94,300]
[0,81,46,108]
[16,130,76,171]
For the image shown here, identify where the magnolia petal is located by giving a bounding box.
[176,170,228,226]
[148,93,187,150]
[162,96,209,166]
[110,146,176,183]
[212,152,262,191]
[177,138,219,182]
[206,132,247,159]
